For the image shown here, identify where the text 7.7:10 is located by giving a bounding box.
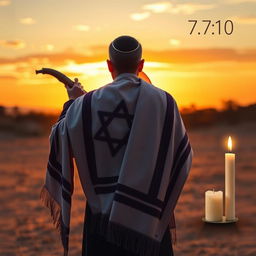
[188,20,234,35]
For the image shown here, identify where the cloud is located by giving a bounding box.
[144,48,256,63]
[225,0,256,3]
[130,12,151,21]
[1,47,256,67]
[143,1,215,15]
[143,2,171,13]
[0,75,17,80]
[43,44,55,51]
[169,39,181,47]
[19,17,36,25]
[0,0,10,6]
[73,24,90,31]
[0,47,106,66]
[171,3,215,14]
[0,47,255,92]
[0,40,26,49]
[232,15,256,24]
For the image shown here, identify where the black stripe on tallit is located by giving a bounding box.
[62,189,71,205]
[82,91,98,184]
[148,92,174,198]
[116,184,163,209]
[82,91,119,186]
[47,161,61,184]
[161,142,192,217]
[94,185,117,194]
[114,193,161,219]
[171,133,189,172]
[47,162,73,195]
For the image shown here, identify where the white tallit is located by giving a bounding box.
[40,73,193,256]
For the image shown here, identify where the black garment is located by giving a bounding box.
[58,99,75,121]
[82,203,174,256]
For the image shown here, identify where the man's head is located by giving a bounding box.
[107,35,144,79]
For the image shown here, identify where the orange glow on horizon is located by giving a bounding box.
[1,50,256,112]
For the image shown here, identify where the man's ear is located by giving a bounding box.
[137,59,144,72]
[107,59,114,72]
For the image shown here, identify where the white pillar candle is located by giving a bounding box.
[225,136,236,220]
[205,190,223,222]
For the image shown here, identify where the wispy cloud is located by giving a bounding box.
[19,17,36,25]
[1,47,256,66]
[0,47,255,99]
[0,0,11,6]
[143,2,171,13]
[130,12,151,21]
[73,24,90,31]
[169,39,181,47]
[172,3,215,14]
[0,40,26,49]
[225,0,256,3]
[43,44,55,51]
[0,47,105,65]
[232,15,256,24]
[143,1,215,15]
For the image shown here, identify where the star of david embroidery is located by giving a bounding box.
[94,100,134,157]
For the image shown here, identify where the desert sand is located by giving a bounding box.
[0,123,256,256]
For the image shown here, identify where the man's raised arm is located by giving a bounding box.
[58,78,86,121]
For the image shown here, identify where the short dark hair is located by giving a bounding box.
[109,35,142,74]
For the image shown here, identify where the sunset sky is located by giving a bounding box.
[0,0,256,112]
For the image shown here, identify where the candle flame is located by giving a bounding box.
[228,136,232,152]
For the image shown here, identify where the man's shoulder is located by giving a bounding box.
[140,79,175,103]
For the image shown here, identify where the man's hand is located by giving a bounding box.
[65,78,86,100]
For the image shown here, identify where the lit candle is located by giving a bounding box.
[225,136,236,220]
[205,190,223,222]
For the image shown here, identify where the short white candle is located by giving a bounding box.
[225,136,236,220]
[205,190,223,222]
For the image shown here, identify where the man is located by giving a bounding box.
[41,35,192,256]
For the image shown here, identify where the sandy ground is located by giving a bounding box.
[0,123,256,256]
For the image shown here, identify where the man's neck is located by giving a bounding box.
[114,72,138,80]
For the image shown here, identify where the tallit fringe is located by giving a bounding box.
[87,212,109,236]
[107,221,161,256]
[40,185,61,232]
[87,213,161,256]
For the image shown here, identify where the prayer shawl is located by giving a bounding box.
[40,73,193,256]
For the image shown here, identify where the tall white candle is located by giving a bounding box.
[205,190,223,222]
[225,136,236,220]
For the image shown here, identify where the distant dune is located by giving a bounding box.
[0,100,256,136]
